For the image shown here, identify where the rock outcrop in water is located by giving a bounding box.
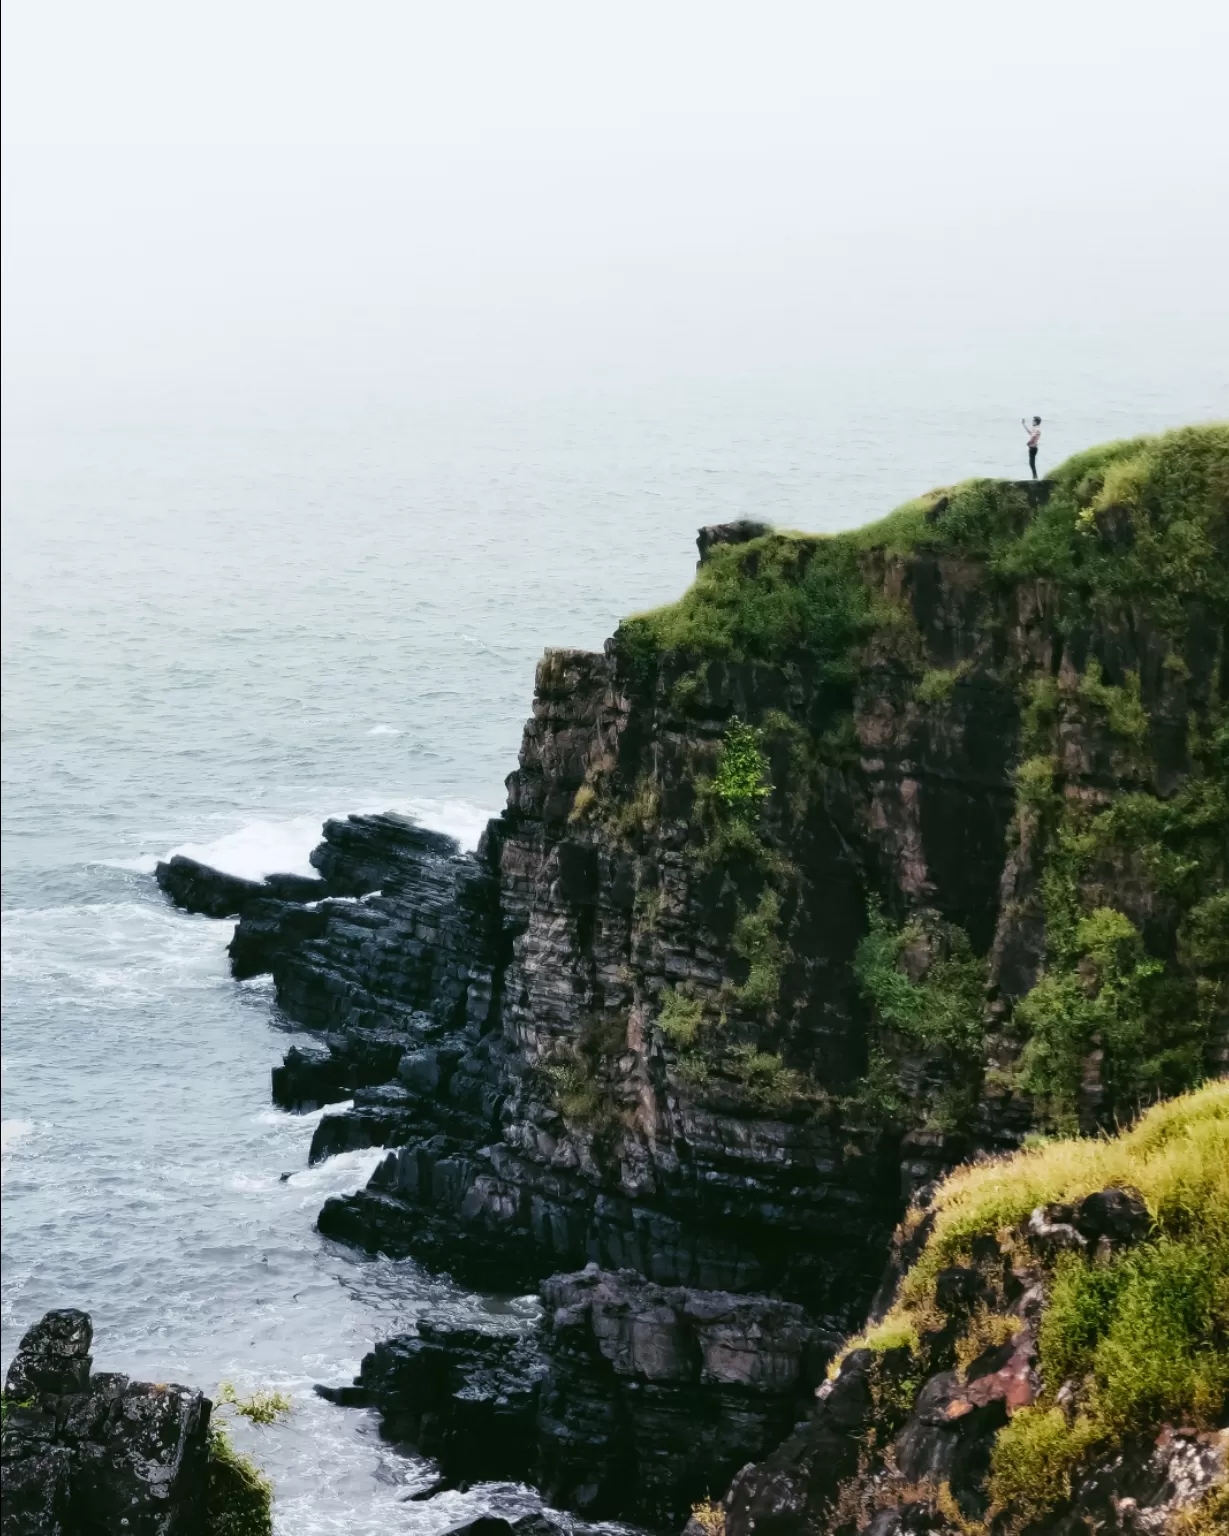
[161,427,1229,1529]
[1,1310,280,1536]
[1,1310,213,1536]
[319,1264,832,1528]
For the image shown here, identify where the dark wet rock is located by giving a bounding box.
[1072,1185,1151,1249]
[723,1347,879,1536]
[1046,1426,1227,1534]
[3,1308,93,1398]
[893,1370,1007,1517]
[1,1310,210,1536]
[308,812,460,895]
[339,1315,546,1485]
[307,1083,416,1164]
[1026,1200,1088,1259]
[535,1266,831,1527]
[441,1516,575,1536]
[155,853,318,919]
[228,898,330,980]
[324,1266,830,1529]
[271,1043,348,1112]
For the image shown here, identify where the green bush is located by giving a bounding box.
[915,661,969,704]
[841,1083,1229,1529]
[853,903,985,1055]
[658,989,705,1046]
[732,889,783,1011]
[617,533,874,674]
[711,719,770,819]
[987,1407,1102,1530]
[1077,659,1149,743]
[1016,906,1191,1131]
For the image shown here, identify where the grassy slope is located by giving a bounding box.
[847,1079,1229,1530]
[620,423,1229,661]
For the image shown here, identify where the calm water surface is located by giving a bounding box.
[2,369,1225,1528]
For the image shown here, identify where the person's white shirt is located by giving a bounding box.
[1023,419,1041,447]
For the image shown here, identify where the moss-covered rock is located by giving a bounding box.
[723,1079,1229,1536]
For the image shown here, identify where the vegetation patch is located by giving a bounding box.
[839,1082,1229,1530]
[657,988,705,1047]
[541,1014,633,1159]
[853,902,985,1056]
[915,660,971,705]
[616,532,875,674]
[711,718,771,819]
[205,1384,289,1536]
[731,888,784,1011]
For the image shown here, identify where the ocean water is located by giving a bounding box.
[2,371,1225,1528]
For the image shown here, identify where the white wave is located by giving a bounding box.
[102,855,159,874]
[366,724,400,736]
[284,1145,388,1196]
[1,1118,34,1178]
[383,797,496,852]
[255,1100,354,1128]
[166,814,328,881]
[150,794,496,888]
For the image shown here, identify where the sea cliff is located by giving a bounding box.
[153,424,1227,1532]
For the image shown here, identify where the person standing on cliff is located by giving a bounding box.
[1022,416,1042,479]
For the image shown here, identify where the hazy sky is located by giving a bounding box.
[3,0,1227,427]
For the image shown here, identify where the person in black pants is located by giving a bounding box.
[1022,416,1042,479]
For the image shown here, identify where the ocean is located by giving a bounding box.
[2,366,1225,1528]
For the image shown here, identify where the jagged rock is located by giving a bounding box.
[155,853,325,918]
[724,1348,882,1536]
[1,1310,211,1536]
[1048,1426,1227,1534]
[892,1370,1008,1517]
[228,898,329,980]
[696,520,772,565]
[323,1314,546,1485]
[320,1266,830,1528]
[3,1308,93,1398]
[1027,1201,1088,1259]
[309,812,460,895]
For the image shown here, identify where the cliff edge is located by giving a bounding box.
[160,423,1228,1528]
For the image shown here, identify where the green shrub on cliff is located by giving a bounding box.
[853,903,985,1056]
[732,888,783,1011]
[206,1423,272,1536]
[711,718,771,819]
[617,532,874,673]
[1011,724,1225,1129]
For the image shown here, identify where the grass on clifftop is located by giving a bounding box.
[615,423,1229,666]
[844,1079,1229,1530]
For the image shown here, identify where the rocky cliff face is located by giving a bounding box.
[163,425,1228,1529]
